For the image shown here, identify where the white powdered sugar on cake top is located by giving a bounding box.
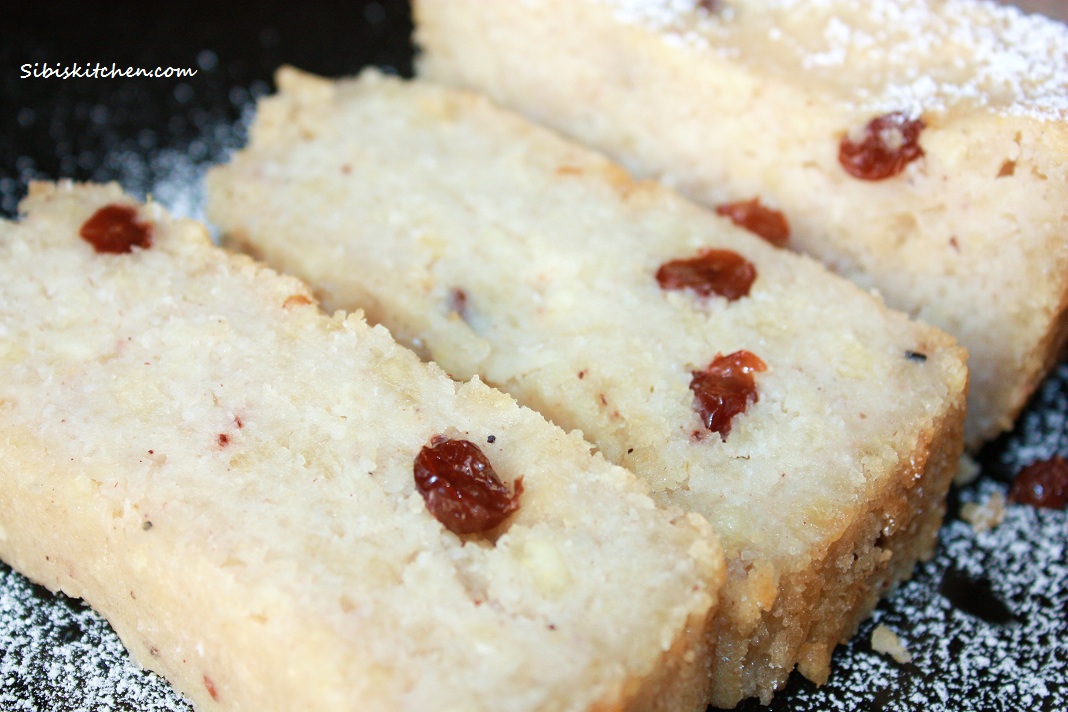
[595,0,1068,120]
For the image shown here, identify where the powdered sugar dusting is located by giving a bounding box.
[597,0,1068,120]
[852,487,1064,710]
[998,363,1068,474]
[737,478,1068,711]
[4,5,1068,704]
[0,565,191,711]
[0,98,255,225]
[733,366,1068,710]
[83,105,254,225]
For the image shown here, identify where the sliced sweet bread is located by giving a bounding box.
[206,69,968,706]
[0,182,723,712]
[413,0,1068,448]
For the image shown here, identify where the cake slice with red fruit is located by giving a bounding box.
[0,181,723,712]
[207,68,968,706]
[414,0,1068,450]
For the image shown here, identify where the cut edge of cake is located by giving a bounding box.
[0,181,725,712]
[205,68,969,706]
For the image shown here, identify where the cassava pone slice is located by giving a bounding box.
[207,69,968,706]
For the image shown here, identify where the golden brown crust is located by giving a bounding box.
[1022,273,1068,418]
[707,358,966,705]
[589,610,717,712]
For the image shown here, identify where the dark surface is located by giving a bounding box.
[0,0,413,216]
[1,2,1066,710]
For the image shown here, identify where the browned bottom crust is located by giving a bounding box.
[708,389,964,707]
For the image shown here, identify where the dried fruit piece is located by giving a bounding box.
[690,351,767,439]
[79,204,153,254]
[715,198,790,247]
[656,249,756,300]
[1009,456,1068,509]
[203,675,219,702]
[449,288,469,320]
[839,113,925,181]
[414,438,523,534]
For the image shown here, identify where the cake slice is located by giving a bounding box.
[413,0,1068,448]
[206,69,968,706]
[0,182,723,712]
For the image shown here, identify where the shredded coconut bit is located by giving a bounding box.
[960,491,1008,532]
[871,623,913,664]
[597,0,1068,120]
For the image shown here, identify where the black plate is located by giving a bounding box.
[1,2,1066,710]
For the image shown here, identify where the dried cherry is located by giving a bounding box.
[715,199,790,247]
[449,288,469,320]
[839,113,925,181]
[690,351,766,439]
[1009,457,1068,509]
[414,438,523,534]
[79,204,153,254]
[656,249,756,300]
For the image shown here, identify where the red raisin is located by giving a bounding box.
[690,351,766,439]
[839,113,925,181]
[656,249,756,300]
[79,204,153,254]
[414,438,523,534]
[715,199,790,247]
[1009,457,1068,509]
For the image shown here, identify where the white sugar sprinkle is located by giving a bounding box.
[769,480,1068,711]
[4,14,1068,705]
[597,0,1068,120]
[0,565,191,711]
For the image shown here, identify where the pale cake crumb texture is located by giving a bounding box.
[2,2,1064,704]
[207,69,967,707]
[0,182,722,712]
[953,454,981,487]
[599,0,1068,120]
[415,0,1068,449]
